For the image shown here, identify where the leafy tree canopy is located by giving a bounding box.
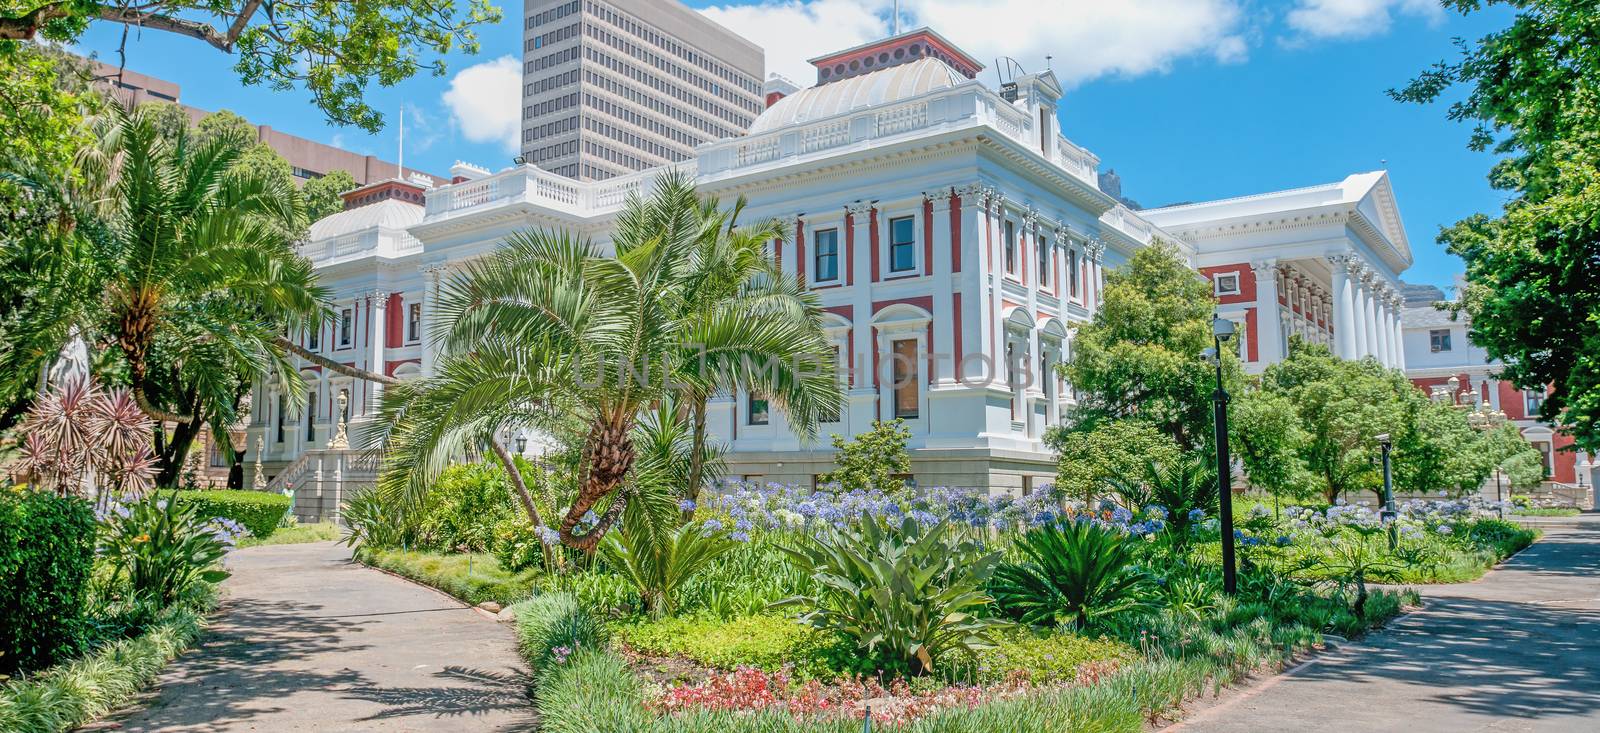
[1045,419,1179,504]
[0,0,502,132]
[821,419,912,495]
[1392,0,1600,451]
[1230,388,1318,501]
[1060,241,1241,452]
[302,168,357,221]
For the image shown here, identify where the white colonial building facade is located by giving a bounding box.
[251,29,1415,501]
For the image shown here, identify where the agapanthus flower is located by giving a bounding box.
[677,498,697,512]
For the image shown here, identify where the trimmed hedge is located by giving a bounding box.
[0,490,96,676]
[175,490,290,539]
[0,587,216,733]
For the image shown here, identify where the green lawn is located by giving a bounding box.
[237,522,341,548]
[357,547,541,606]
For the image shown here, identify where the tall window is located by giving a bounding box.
[1532,440,1554,477]
[1004,220,1017,274]
[408,303,422,342]
[1038,236,1050,287]
[892,339,919,419]
[889,216,915,273]
[305,389,317,442]
[307,326,319,351]
[339,308,352,347]
[821,345,842,422]
[1006,342,1019,420]
[1526,389,1546,416]
[1430,329,1452,353]
[813,228,839,283]
[275,394,286,443]
[1069,248,1079,298]
[748,393,769,425]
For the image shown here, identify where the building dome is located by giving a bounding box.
[747,57,972,134]
[307,198,424,242]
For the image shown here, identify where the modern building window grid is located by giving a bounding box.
[582,66,735,139]
[580,46,745,133]
[581,18,759,115]
[580,0,761,97]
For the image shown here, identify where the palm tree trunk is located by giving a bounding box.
[559,415,636,553]
[489,437,543,528]
[274,336,400,385]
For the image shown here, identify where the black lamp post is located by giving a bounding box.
[1208,315,1238,595]
[1376,433,1397,549]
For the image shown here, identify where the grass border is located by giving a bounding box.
[0,588,217,733]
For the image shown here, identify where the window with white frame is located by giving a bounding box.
[747,392,769,425]
[888,216,916,274]
[1037,236,1050,287]
[1004,220,1017,274]
[307,326,319,351]
[339,308,352,347]
[1526,389,1545,416]
[304,389,317,442]
[1214,273,1240,296]
[1429,329,1452,352]
[407,303,422,342]
[812,228,840,284]
[1069,247,1079,297]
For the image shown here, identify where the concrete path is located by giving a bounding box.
[104,541,536,732]
[1171,515,1600,733]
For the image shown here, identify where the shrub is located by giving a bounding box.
[493,517,547,572]
[616,613,838,678]
[339,486,414,549]
[1105,455,1217,537]
[414,462,515,553]
[601,521,736,618]
[817,419,912,494]
[989,520,1149,630]
[774,517,1008,677]
[0,489,96,675]
[174,490,290,539]
[535,646,652,733]
[0,586,214,733]
[513,592,608,675]
[99,492,237,606]
[966,628,1136,685]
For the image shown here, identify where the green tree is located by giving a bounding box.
[1392,1,1600,452]
[0,0,501,132]
[820,419,913,494]
[1394,398,1486,496]
[302,169,357,221]
[1046,419,1179,504]
[1260,343,1411,503]
[368,172,840,552]
[0,46,103,430]
[1478,421,1547,492]
[1230,388,1317,501]
[79,106,325,483]
[1060,241,1239,451]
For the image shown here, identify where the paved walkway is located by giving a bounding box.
[1171,515,1600,733]
[105,541,536,732]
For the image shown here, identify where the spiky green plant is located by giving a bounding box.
[600,520,736,618]
[989,520,1149,630]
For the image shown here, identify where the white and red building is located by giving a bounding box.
[250,29,1420,504]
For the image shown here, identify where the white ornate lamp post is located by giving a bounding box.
[329,390,350,449]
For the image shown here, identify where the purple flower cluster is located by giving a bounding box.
[206,517,250,547]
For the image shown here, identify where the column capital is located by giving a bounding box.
[418,262,448,278]
[844,200,875,217]
[923,187,954,211]
[954,182,987,201]
[1250,259,1279,278]
[364,289,392,306]
[1325,252,1356,271]
[1084,237,1105,261]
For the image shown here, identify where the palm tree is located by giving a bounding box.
[370,171,841,552]
[79,106,327,479]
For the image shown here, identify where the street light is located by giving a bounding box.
[1375,433,1397,549]
[515,432,528,455]
[1209,315,1238,596]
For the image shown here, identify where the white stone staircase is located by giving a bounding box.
[266,449,379,523]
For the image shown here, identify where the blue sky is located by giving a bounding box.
[72,0,1516,292]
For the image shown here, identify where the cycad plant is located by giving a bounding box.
[1106,454,1219,537]
[989,519,1148,630]
[369,171,840,551]
[774,517,1008,677]
[599,520,736,618]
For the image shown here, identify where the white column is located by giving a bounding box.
[1085,237,1105,313]
[419,264,445,376]
[1328,255,1358,360]
[1376,291,1394,368]
[1252,261,1284,364]
[956,184,989,383]
[846,200,876,437]
[1389,296,1407,371]
[989,194,1008,387]
[367,291,388,414]
[1361,273,1380,359]
[927,188,956,385]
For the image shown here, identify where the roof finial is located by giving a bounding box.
[397,102,405,179]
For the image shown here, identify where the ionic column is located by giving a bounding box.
[1085,237,1105,312]
[1361,273,1380,359]
[1375,290,1395,367]
[1328,255,1358,359]
[419,264,446,376]
[366,290,389,414]
[989,194,1008,387]
[926,188,956,385]
[956,184,989,383]
[1253,261,1284,364]
[1389,295,1407,371]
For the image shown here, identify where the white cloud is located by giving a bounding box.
[699,0,891,85]
[1284,0,1442,41]
[441,55,522,154]
[698,0,1250,89]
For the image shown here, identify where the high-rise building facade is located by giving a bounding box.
[521,0,764,180]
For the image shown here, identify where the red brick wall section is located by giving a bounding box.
[1199,264,1256,305]
[795,218,806,284]
[1245,307,1259,363]
[870,208,881,282]
[386,293,403,345]
[950,193,962,273]
[844,213,855,287]
[922,198,934,277]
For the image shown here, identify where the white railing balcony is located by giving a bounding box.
[422,161,697,223]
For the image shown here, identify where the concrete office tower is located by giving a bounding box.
[521,0,764,180]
